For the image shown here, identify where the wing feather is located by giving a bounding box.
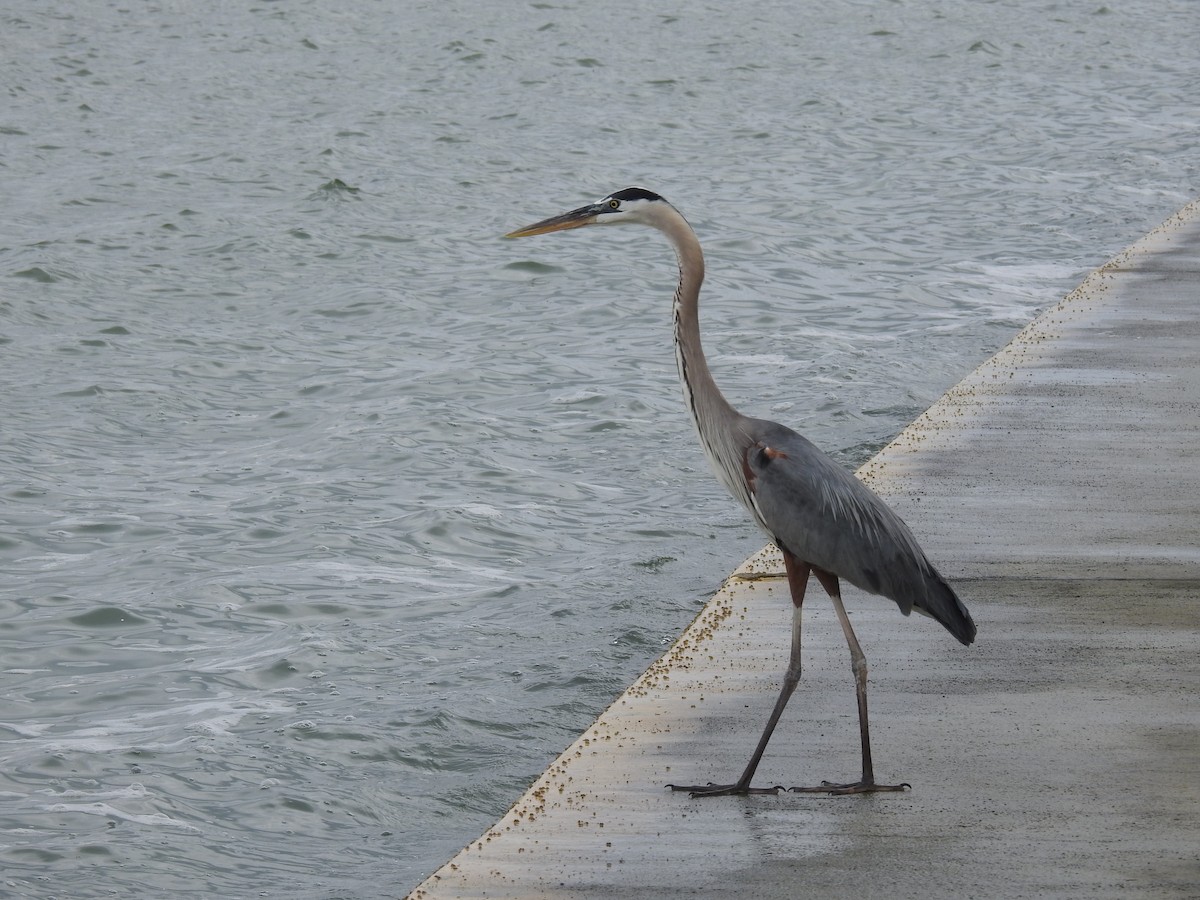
[744,419,975,645]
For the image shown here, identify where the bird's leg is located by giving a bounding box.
[668,552,810,797]
[788,568,909,795]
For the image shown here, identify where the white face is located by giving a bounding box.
[594,193,659,225]
[505,187,668,238]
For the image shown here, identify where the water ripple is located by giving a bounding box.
[1,0,1197,896]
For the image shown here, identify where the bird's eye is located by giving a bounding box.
[608,199,620,210]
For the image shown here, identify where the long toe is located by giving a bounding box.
[668,782,782,797]
[788,780,910,795]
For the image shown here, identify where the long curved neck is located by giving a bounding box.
[660,211,736,422]
[651,205,755,510]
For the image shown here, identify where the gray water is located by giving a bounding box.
[1,0,1196,896]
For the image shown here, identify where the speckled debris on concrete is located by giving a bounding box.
[407,200,1200,900]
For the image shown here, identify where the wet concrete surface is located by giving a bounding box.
[407,200,1200,899]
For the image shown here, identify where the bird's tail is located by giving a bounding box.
[916,571,976,646]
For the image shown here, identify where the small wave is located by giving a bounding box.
[45,800,201,833]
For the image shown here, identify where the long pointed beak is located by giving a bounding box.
[505,203,600,238]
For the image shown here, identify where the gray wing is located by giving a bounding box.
[743,419,975,646]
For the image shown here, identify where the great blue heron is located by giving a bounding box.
[506,187,975,796]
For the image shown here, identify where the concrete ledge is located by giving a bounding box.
[407,200,1200,899]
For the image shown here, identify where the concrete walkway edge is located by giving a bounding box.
[408,199,1200,899]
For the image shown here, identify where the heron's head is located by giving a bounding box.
[505,187,668,238]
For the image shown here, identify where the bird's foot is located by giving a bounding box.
[667,781,783,798]
[787,779,910,795]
